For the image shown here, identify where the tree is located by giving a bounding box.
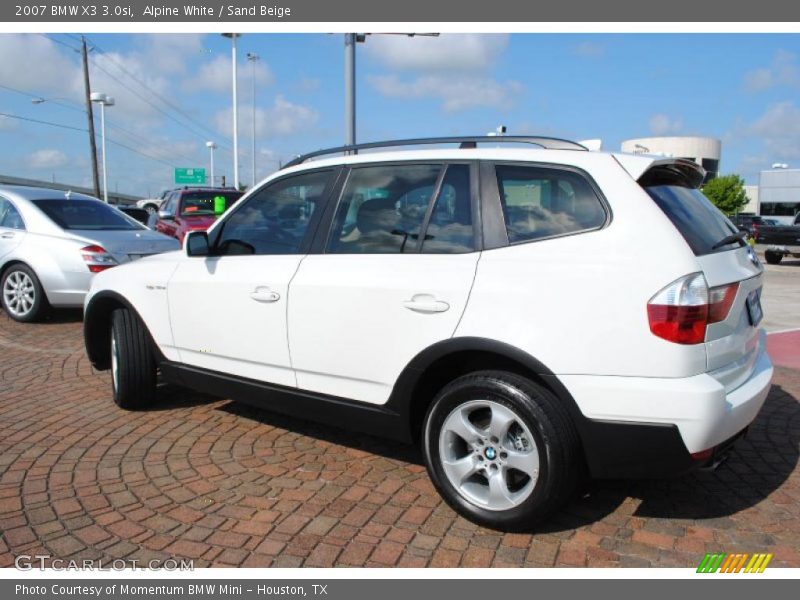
[702,174,748,215]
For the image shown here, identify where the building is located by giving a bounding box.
[757,167,800,223]
[620,136,721,183]
[743,185,759,214]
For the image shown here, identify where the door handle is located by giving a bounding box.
[403,294,450,314]
[250,287,280,303]
[0,232,14,239]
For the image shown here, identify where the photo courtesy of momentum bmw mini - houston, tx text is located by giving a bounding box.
[0,0,799,595]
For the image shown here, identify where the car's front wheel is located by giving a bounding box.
[110,308,157,409]
[423,371,581,531]
[1,264,50,322]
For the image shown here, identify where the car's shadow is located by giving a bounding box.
[42,308,84,324]
[155,381,798,533]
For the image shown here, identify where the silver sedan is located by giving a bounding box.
[0,185,180,322]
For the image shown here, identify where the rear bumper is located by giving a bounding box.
[560,334,773,478]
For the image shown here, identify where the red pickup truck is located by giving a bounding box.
[155,187,243,244]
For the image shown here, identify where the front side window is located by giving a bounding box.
[328,164,442,254]
[33,199,143,231]
[496,165,606,244]
[216,170,332,255]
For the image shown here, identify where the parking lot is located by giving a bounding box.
[0,258,798,569]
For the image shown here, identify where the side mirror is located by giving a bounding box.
[185,231,210,257]
[158,210,175,221]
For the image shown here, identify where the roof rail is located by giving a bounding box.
[282,135,588,169]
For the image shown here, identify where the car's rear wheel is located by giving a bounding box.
[1,264,49,322]
[422,371,581,531]
[765,250,783,265]
[110,308,157,409]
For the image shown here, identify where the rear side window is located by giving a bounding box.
[495,165,606,244]
[645,186,740,256]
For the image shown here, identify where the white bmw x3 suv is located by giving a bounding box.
[83,136,773,530]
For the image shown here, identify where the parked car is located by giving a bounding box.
[731,213,765,237]
[135,197,163,215]
[755,219,800,264]
[154,187,243,243]
[0,185,180,322]
[83,136,772,530]
[117,206,150,226]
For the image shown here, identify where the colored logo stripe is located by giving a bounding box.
[697,553,772,573]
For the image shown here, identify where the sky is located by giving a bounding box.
[0,32,799,197]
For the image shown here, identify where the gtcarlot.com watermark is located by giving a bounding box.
[15,555,194,571]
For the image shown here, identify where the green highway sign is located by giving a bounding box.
[174,167,206,185]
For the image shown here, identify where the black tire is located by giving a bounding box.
[0,263,50,323]
[110,308,157,409]
[765,250,783,265]
[422,371,581,531]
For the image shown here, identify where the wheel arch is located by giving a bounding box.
[388,337,585,445]
[84,291,163,370]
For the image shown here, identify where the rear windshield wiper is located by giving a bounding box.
[711,230,747,250]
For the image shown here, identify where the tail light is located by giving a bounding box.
[80,245,118,273]
[647,273,739,344]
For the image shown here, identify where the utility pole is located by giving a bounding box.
[81,36,101,199]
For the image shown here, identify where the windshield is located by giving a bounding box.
[180,191,242,216]
[33,199,144,231]
[645,185,741,256]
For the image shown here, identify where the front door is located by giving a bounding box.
[167,169,336,386]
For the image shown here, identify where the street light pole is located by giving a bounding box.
[247,52,260,187]
[90,92,114,203]
[344,34,357,148]
[222,33,241,190]
[206,141,217,186]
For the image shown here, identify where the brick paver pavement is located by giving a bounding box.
[1,311,798,568]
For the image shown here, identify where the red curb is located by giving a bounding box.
[767,331,800,371]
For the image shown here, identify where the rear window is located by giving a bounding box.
[645,185,741,256]
[33,199,143,231]
[180,191,242,216]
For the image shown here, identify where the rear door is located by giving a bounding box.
[287,162,480,405]
[642,171,763,389]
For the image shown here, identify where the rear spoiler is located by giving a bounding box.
[613,154,706,189]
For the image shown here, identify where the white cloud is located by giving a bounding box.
[184,55,274,94]
[0,34,79,97]
[214,95,319,138]
[365,34,509,72]
[369,74,523,113]
[649,113,683,136]
[743,51,799,92]
[27,149,69,169]
[573,41,606,58]
[135,34,205,75]
[745,101,800,159]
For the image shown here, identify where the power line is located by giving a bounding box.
[89,57,233,154]
[0,82,204,165]
[85,35,233,150]
[0,111,178,168]
[38,33,81,52]
[88,36,233,147]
